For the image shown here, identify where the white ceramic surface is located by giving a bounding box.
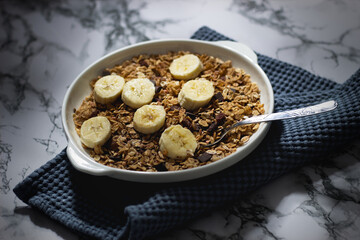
[62,39,274,182]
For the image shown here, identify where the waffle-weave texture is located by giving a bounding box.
[14,26,360,240]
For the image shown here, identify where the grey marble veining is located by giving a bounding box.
[229,0,360,82]
[0,0,359,239]
[0,133,13,194]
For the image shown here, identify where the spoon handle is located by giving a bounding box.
[204,100,338,147]
[229,100,338,130]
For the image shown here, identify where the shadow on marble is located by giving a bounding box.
[14,206,80,240]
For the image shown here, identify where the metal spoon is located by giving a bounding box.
[204,100,338,147]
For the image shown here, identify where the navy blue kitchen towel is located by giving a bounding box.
[14,26,360,240]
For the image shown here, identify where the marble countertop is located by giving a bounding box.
[1,0,360,239]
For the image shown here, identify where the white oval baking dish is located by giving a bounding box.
[62,39,274,182]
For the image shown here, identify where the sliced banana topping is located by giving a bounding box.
[121,78,156,109]
[169,54,203,80]
[159,125,197,160]
[133,104,166,134]
[178,78,215,110]
[80,116,111,148]
[94,74,125,104]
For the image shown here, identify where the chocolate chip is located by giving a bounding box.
[139,59,149,67]
[192,122,201,131]
[102,69,111,76]
[150,79,156,86]
[110,155,122,161]
[152,68,161,76]
[197,152,212,162]
[181,118,192,129]
[214,92,224,102]
[170,105,181,111]
[186,112,197,119]
[207,122,218,133]
[108,139,119,151]
[215,112,226,125]
[154,162,168,172]
[155,85,162,93]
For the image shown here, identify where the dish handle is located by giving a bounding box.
[214,41,258,64]
[67,141,109,176]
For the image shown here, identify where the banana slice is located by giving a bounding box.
[94,74,125,104]
[178,78,215,110]
[121,78,155,109]
[133,105,166,134]
[169,54,203,80]
[159,125,197,160]
[80,116,111,148]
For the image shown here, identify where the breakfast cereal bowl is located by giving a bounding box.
[62,39,274,183]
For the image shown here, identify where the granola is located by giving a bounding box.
[73,51,265,172]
